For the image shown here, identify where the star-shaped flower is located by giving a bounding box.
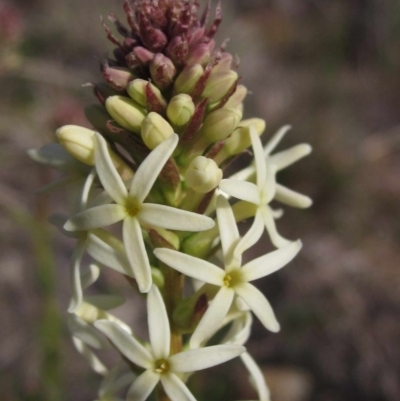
[220,126,295,249]
[50,169,136,313]
[229,125,312,209]
[95,285,245,401]
[64,133,215,293]
[221,313,271,401]
[154,195,302,349]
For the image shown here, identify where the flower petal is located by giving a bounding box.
[68,314,110,350]
[78,168,97,211]
[216,195,240,267]
[274,184,312,208]
[263,164,277,204]
[235,283,280,332]
[241,352,271,401]
[234,209,264,260]
[250,127,267,189]
[221,312,252,346]
[94,133,128,205]
[68,238,87,313]
[219,179,260,205]
[263,125,291,156]
[126,370,160,401]
[87,232,134,277]
[147,285,170,360]
[130,134,178,202]
[64,204,126,231]
[49,213,78,238]
[261,206,291,248]
[154,248,225,286]
[269,143,312,172]
[161,373,196,401]
[72,337,108,376]
[139,204,214,231]
[170,344,245,372]
[241,240,302,282]
[123,216,152,293]
[94,320,153,369]
[190,287,235,349]
[80,264,101,289]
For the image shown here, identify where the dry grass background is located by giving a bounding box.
[1,0,400,400]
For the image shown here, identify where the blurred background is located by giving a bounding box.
[1,0,400,400]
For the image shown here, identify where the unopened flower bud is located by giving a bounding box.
[138,16,168,52]
[185,156,223,193]
[185,41,214,67]
[167,94,195,126]
[101,63,135,91]
[56,125,96,165]
[141,112,174,149]
[202,70,238,103]
[105,96,146,133]
[127,79,166,108]
[186,27,206,46]
[212,53,234,73]
[150,53,176,90]
[133,46,155,65]
[201,107,243,143]
[224,118,266,156]
[225,84,248,108]
[174,64,204,94]
[166,36,189,65]
[56,125,133,180]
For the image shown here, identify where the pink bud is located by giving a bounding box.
[134,46,155,65]
[186,27,206,46]
[101,63,135,91]
[166,36,189,66]
[138,12,168,52]
[150,54,177,90]
[186,41,215,67]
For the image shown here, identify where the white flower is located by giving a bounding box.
[154,195,302,348]
[64,133,215,293]
[50,169,136,312]
[69,312,110,376]
[49,169,129,313]
[220,126,295,249]
[229,125,312,209]
[221,313,271,401]
[68,284,131,379]
[95,285,245,401]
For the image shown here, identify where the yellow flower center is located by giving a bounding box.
[154,359,170,374]
[223,270,242,288]
[124,197,141,217]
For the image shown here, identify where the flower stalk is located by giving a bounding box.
[30,1,313,400]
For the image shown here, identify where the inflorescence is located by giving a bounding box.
[30,1,312,400]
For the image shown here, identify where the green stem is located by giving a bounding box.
[162,264,183,354]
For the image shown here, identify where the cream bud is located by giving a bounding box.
[185,156,223,193]
[202,70,239,103]
[167,94,195,126]
[141,112,174,149]
[127,79,166,108]
[56,125,133,179]
[202,107,243,143]
[224,118,266,156]
[174,64,204,94]
[105,96,146,133]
